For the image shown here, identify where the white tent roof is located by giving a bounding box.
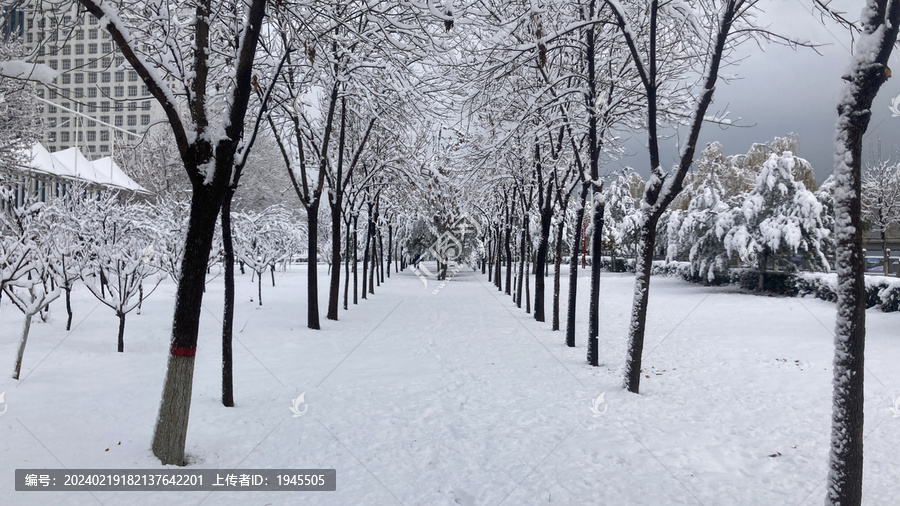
[21,143,77,179]
[11,143,149,194]
[92,157,147,193]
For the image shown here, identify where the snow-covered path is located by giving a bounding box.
[1,264,898,505]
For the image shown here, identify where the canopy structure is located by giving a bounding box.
[13,143,149,194]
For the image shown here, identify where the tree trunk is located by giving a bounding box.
[826,4,899,500]
[152,184,224,466]
[362,212,370,299]
[387,223,392,279]
[516,218,526,308]
[552,208,566,331]
[117,311,126,353]
[566,184,589,347]
[881,229,889,276]
[353,214,359,305]
[534,185,553,322]
[505,220,513,295]
[12,312,34,380]
[368,216,376,294]
[307,201,320,329]
[587,193,605,367]
[343,216,351,311]
[525,237,531,314]
[270,264,275,287]
[65,284,73,331]
[378,228,385,284]
[623,213,660,393]
[327,197,342,321]
[221,191,235,407]
[257,269,262,306]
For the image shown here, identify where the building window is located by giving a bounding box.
[62,59,71,70]
[115,102,123,112]
[128,85,137,97]
[127,115,137,126]
[88,145,96,153]
[100,86,110,97]
[88,59,97,69]
[87,102,96,112]
[87,131,96,141]
[127,102,136,111]
[101,72,110,83]
[62,45,71,55]
[114,116,123,127]
[100,116,110,124]
[87,120,96,128]
[75,44,84,55]
[49,106,57,113]
[88,88,97,98]
[102,31,110,40]
[48,60,57,70]
[141,85,148,96]
[89,29,98,39]
[115,70,124,82]
[88,73,97,84]
[142,101,151,110]
[88,43,97,54]
[90,17,98,26]
[102,57,111,67]
[128,71,137,82]
[74,88,83,99]
[75,59,84,67]
[115,56,124,66]
[75,30,84,40]
[75,73,84,83]
[100,144,109,152]
[61,132,70,142]
[26,33,32,43]
[48,132,56,142]
[101,131,109,141]
[141,114,150,126]
[62,74,71,84]
[102,42,112,53]
[114,86,124,98]
[76,132,83,142]
[48,118,56,128]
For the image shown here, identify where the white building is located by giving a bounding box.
[20,3,165,156]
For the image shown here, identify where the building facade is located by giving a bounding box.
[19,3,165,157]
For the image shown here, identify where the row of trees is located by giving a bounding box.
[2,0,892,501]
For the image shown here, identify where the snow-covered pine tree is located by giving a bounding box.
[720,151,831,290]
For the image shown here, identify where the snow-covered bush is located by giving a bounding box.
[797,272,900,312]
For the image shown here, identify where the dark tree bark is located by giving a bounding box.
[353,214,359,304]
[587,188,605,366]
[116,311,125,353]
[566,184,589,347]
[533,148,554,322]
[221,190,236,407]
[306,201,320,328]
[826,2,900,503]
[516,214,526,307]
[387,223,392,279]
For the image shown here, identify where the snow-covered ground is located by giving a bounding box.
[1,264,898,505]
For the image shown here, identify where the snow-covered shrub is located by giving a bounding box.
[734,270,798,295]
[797,272,900,312]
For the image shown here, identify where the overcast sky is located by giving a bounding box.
[615,0,900,183]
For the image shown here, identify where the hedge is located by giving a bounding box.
[651,261,900,313]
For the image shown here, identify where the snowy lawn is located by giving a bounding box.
[1,264,898,505]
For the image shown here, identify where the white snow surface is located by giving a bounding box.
[1,265,898,504]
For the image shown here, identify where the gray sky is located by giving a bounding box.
[616,0,900,184]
